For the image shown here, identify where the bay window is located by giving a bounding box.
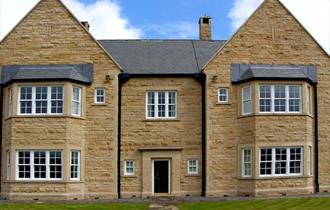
[259,85,301,113]
[18,86,64,115]
[16,150,63,180]
[259,147,303,177]
[146,91,177,119]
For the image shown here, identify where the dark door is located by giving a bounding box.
[153,160,169,193]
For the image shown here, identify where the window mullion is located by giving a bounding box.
[32,87,36,115]
[287,148,290,175]
[165,92,169,118]
[271,148,275,176]
[31,151,34,180]
[155,92,158,118]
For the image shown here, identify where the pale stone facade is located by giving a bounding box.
[0,0,328,201]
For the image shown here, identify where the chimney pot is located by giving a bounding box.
[199,16,212,40]
[81,21,90,31]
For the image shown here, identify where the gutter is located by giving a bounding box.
[117,73,130,199]
[313,83,319,192]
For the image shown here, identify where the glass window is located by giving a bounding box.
[8,88,13,116]
[187,160,198,175]
[95,88,105,104]
[6,150,10,180]
[124,160,135,176]
[288,85,301,112]
[146,91,177,119]
[218,88,228,103]
[242,149,252,177]
[259,147,303,176]
[70,151,80,180]
[16,151,62,180]
[51,87,64,114]
[258,85,301,113]
[18,86,64,115]
[19,87,32,114]
[72,87,81,116]
[35,87,48,114]
[259,85,271,112]
[242,86,251,115]
[307,86,311,114]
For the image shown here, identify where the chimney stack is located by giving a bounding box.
[81,21,90,31]
[199,16,212,40]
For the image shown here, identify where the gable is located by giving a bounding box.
[0,0,121,71]
[203,0,329,71]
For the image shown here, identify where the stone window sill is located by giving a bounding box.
[238,113,313,119]
[185,174,200,177]
[143,118,180,122]
[239,175,313,180]
[122,175,137,178]
[5,115,85,121]
[216,102,232,105]
[3,180,85,184]
[92,103,107,106]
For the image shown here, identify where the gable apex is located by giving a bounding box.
[202,0,329,70]
[0,0,122,71]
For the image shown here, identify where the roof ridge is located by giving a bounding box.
[98,39,226,42]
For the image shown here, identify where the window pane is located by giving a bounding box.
[260,149,272,175]
[219,88,228,102]
[18,151,31,179]
[20,87,32,114]
[34,151,46,179]
[274,86,286,112]
[275,148,287,175]
[70,151,80,180]
[288,86,301,112]
[51,87,64,114]
[243,87,251,114]
[260,85,271,112]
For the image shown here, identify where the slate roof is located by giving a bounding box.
[1,64,93,85]
[98,40,225,74]
[231,64,317,83]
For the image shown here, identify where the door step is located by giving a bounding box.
[149,203,179,210]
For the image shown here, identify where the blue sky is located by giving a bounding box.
[117,0,234,40]
[0,0,329,54]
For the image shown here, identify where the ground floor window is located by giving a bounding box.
[259,147,303,177]
[124,160,135,176]
[16,150,62,180]
[187,160,198,175]
[70,150,80,180]
[242,149,252,177]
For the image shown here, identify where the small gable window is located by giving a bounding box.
[218,87,228,103]
[94,88,105,104]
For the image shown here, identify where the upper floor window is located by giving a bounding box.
[72,86,81,116]
[18,86,64,115]
[259,85,301,113]
[242,86,251,115]
[8,88,13,116]
[259,147,303,177]
[16,150,62,180]
[94,88,105,104]
[146,91,177,119]
[218,88,228,103]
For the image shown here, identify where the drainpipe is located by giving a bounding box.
[194,73,206,196]
[117,73,130,199]
[313,83,319,193]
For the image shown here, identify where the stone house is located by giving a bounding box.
[0,0,328,200]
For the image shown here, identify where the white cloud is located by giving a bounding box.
[145,22,198,39]
[0,0,143,40]
[228,0,330,54]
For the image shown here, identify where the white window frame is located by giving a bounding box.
[259,147,303,177]
[218,87,229,103]
[6,150,10,180]
[94,88,105,104]
[306,85,311,114]
[71,86,82,117]
[124,160,135,176]
[18,86,64,115]
[187,159,198,175]
[242,86,252,115]
[16,150,63,181]
[258,85,301,113]
[242,149,252,178]
[146,91,177,119]
[70,150,80,181]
